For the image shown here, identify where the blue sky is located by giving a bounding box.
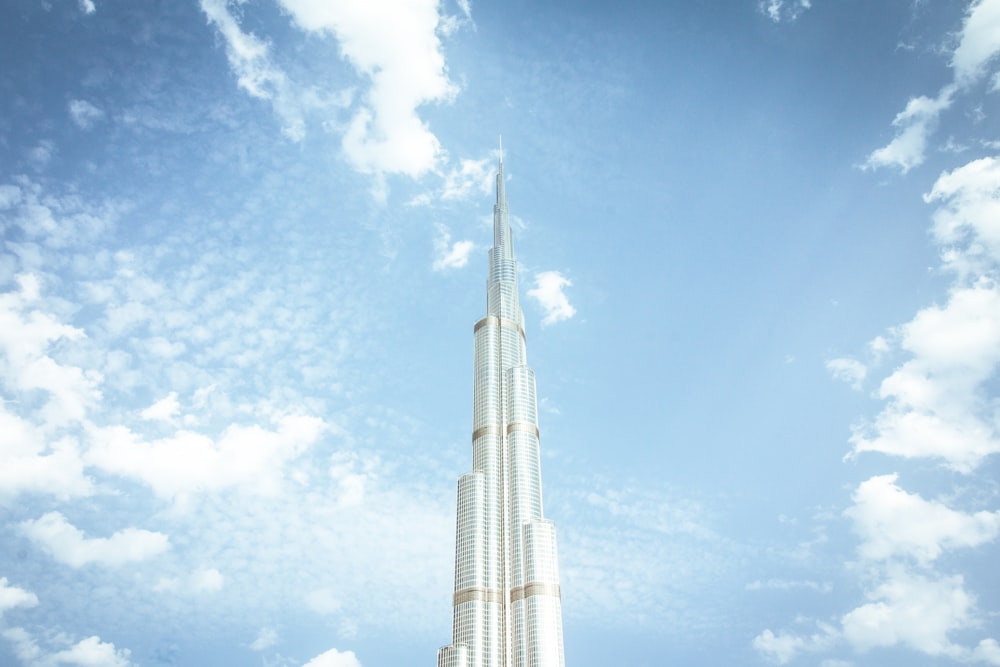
[1,0,1000,665]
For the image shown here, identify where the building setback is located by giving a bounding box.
[437,147,566,667]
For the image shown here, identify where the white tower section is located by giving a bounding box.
[437,147,566,667]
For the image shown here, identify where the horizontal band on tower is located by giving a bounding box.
[506,422,540,438]
[453,587,504,606]
[474,315,526,340]
[471,424,501,441]
[509,582,561,603]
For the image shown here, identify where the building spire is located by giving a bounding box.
[496,135,506,208]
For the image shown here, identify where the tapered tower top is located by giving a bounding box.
[493,137,513,261]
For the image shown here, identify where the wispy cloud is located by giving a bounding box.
[864,88,955,173]
[825,357,867,390]
[68,99,104,129]
[199,0,309,142]
[759,0,813,23]
[865,0,1000,171]
[527,270,576,326]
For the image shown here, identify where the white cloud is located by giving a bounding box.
[302,647,363,667]
[752,624,837,664]
[277,0,457,177]
[78,0,96,14]
[0,578,38,615]
[925,155,1000,278]
[203,0,460,177]
[440,157,494,201]
[845,474,1000,564]
[198,0,308,141]
[0,404,93,499]
[840,569,971,657]
[250,627,278,651]
[85,414,326,499]
[28,140,55,169]
[68,99,104,129]
[305,588,343,615]
[50,635,132,667]
[746,578,832,593]
[849,284,1000,471]
[758,0,813,23]
[848,157,1000,472]
[974,638,1000,664]
[0,274,102,426]
[864,88,955,172]
[0,184,22,209]
[527,270,576,326]
[3,629,133,667]
[140,392,180,421]
[20,511,170,568]
[826,357,867,390]
[866,0,1000,171]
[191,567,224,593]
[432,224,474,271]
[152,567,225,595]
[951,0,1000,84]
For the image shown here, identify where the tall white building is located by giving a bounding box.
[437,148,566,667]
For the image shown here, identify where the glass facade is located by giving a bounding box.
[437,152,566,667]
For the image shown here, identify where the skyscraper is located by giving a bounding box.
[437,148,566,667]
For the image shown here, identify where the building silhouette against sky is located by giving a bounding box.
[437,147,566,667]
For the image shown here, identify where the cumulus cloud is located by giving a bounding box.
[925,155,1000,278]
[302,647,363,667]
[527,271,576,326]
[0,275,99,498]
[68,99,103,128]
[276,0,457,177]
[866,0,1000,171]
[20,512,170,568]
[848,156,1000,472]
[826,357,867,390]
[2,629,133,667]
[840,569,973,657]
[764,147,1000,666]
[79,0,96,14]
[752,623,837,664]
[432,224,474,271]
[0,404,92,499]
[85,414,326,499]
[845,474,1000,564]
[140,392,181,421]
[0,578,38,615]
[203,0,460,178]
